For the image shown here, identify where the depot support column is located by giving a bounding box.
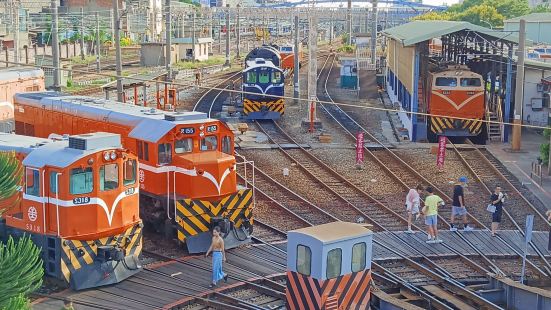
[511,19,525,151]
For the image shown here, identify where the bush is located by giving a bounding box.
[541,142,550,165]
[337,45,355,54]
[341,33,350,45]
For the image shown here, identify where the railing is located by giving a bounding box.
[530,161,544,185]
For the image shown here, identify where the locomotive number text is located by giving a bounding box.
[73,197,91,205]
[125,187,135,195]
[180,127,195,134]
[25,224,41,233]
[206,125,218,132]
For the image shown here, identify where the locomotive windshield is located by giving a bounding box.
[271,72,282,83]
[435,77,457,87]
[70,167,93,195]
[123,159,137,186]
[25,168,40,196]
[201,136,218,151]
[246,72,256,83]
[259,71,270,84]
[460,78,482,87]
[175,138,193,153]
[100,163,119,191]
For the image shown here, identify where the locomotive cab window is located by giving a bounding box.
[259,71,270,84]
[351,242,367,272]
[137,141,149,161]
[70,167,93,195]
[201,136,218,151]
[435,77,457,87]
[246,72,257,83]
[158,143,172,165]
[271,72,281,83]
[100,164,119,191]
[296,244,311,276]
[123,159,137,186]
[25,168,40,196]
[49,172,59,194]
[326,248,342,279]
[460,78,482,87]
[222,136,232,154]
[175,138,193,153]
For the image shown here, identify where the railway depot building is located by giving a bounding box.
[382,21,520,142]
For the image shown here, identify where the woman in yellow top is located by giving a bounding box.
[423,186,445,244]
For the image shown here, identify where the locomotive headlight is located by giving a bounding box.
[110,151,117,160]
[199,132,205,137]
[103,152,110,161]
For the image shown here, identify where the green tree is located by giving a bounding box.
[0,236,44,309]
[531,4,550,12]
[455,4,505,27]
[0,151,23,216]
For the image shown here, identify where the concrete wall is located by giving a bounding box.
[1,42,86,67]
[523,65,551,126]
[140,44,179,67]
[504,21,551,44]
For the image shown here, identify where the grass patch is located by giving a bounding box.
[69,55,97,65]
[174,56,226,70]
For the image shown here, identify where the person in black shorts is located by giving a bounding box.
[450,176,471,231]
[490,186,505,237]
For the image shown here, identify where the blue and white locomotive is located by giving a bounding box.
[242,46,285,120]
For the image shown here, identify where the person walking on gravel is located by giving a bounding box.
[206,226,228,288]
[490,186,506,237]
[450,176,472,231]
[423,186,445,243]
[405,185,424,234]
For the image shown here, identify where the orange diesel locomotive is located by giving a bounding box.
[14,92,253,253]
[0,132,142,290]
[426,65,485,142]
[278,44,303,72]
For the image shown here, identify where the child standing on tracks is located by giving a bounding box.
[205,226,228,288]
[423,186,445,243]
[450,176,473,231]
[490,186,506,237]
[405,185,424,234]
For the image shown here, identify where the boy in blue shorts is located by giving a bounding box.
[423,186,445,243]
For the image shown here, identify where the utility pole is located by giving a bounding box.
[293,14,299,103]
[113,0,124,102]
[51,0,60,91]
[236,5,240,59]
[13,0,19,66]
[192,10,196,61]
[347,0,352,45]
[218,13,221,53]
[305,4,319,131]
[225,4,230,66]
[512,19,525,151]
[110,9,115,45]
[370,0,378,65]
[165,0,171,78]
[95,12,101,73]
[80,8,85,60]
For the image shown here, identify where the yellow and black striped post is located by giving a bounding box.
[243,98,285,115]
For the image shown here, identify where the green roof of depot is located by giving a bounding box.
[505,13,551,23]
[382,21,520,46]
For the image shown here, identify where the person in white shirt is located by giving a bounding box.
[405,184,424,234]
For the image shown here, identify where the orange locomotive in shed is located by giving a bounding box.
[426,65,485,142]
[14,92,253,253]
[0,132,142,290]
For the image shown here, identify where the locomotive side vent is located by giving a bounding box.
[68,133,121,151]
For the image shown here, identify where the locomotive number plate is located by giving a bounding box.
[180,127,195,134]
[206,125,218,132]
[125,187,135,195]
[73,197,91,205]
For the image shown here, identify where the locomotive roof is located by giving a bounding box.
[15,92,215,143]
[243,61,283,72]
[0,133,51,154]
[289,222,372,244]
[0,67,44,83]
[0,132,123,168]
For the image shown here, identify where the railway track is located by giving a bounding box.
[193,71,241,116]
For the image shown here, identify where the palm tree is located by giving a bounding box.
[0,151,23,216]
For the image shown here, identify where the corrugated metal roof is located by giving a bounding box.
[383,21,520,46]
[505,13,551,23]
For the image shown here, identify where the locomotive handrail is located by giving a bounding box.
[55,172,61,237]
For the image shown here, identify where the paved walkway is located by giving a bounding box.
[486,129,551,212]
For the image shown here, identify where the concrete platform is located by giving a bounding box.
[486,129,551,212]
